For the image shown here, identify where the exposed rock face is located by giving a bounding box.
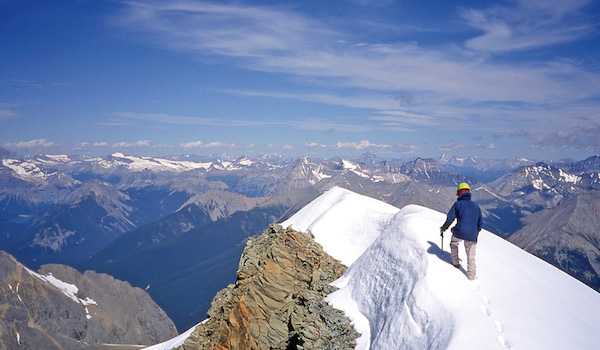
[509,191,600,291]
[0,251,177,349]
[177,190,267,222]
[178,224,359,350]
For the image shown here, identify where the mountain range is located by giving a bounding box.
[2,152,600,332]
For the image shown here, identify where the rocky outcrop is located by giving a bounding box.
[178,224,359,350]
[0,251,177,349]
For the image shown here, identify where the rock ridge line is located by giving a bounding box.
[178,224,359,350]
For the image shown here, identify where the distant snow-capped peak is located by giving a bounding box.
[2,158,59,180]
[101,153,212,172]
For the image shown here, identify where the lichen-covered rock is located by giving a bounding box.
[179,224,359,350]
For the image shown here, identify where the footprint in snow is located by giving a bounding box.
[480,304,492,316]
[476,287,512,348]
[497,335,512,349]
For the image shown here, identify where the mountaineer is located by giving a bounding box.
[440,183,483,280]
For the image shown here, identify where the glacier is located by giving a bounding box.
[146,186,600,350]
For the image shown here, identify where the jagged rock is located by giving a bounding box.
[178,224,359,350]
[0,251,178,349]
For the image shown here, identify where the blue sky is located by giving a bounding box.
[2,0,600,160]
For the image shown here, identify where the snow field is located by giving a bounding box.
[282,186,400,266]
[284,187,600,350]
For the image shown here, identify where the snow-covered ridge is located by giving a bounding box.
[282,187,600,350]
[2,158,51,179]
[143,187,600,350]
[101,153,213,172]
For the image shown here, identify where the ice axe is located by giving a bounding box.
[440,228,444,258]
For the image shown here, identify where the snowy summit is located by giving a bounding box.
[146,186,600,350]
[282,187,600,350]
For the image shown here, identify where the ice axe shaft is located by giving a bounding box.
[441,234,444,257]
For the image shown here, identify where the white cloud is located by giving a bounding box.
[305,142,326,148]
[5,139,55,149]
[112,140,152,148]
[336,140,391,150]
[180,141,204,148]
[180,141,236,149]
[204,141,234,148]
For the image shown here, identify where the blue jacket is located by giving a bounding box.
[441,192,483,242]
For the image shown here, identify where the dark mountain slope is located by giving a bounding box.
[81,204,287,331]
[509,191,600,290]
[9,180,136,268]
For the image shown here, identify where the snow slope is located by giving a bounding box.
[282,187,600,350]
[144,186,600,349]
[142,322,204,350]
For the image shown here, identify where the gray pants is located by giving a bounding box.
[450,235,477,280]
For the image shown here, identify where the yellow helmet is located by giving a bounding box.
[457,183,470,191]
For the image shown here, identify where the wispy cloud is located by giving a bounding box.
[305,142,326,149]
[116,111,391,134]
[4,139,55,149]
[462,0,594,52]
[0,103,20,119]
[180,141,236,149]
[112,140,152,148]
[115,112,280,128]
[113,0,600,135]
[113,1,326,58]
[531,123,600,151]
[11,79,43,89]
[0,109,16,118]
[336,140,391,150]
[439,142,466,152]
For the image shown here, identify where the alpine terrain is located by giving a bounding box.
[146,187,600,350]
[2,152,600,334]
